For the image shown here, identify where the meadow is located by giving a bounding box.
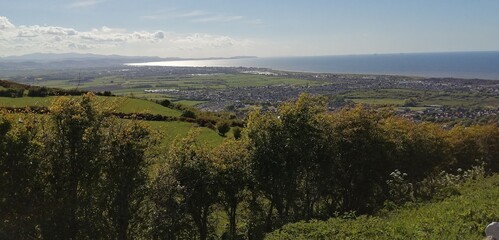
[0,96,181,116]
[30,73,320,101]
[0,95,225,146]
[339,88,499,108]
[23,71,498,111]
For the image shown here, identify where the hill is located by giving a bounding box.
[0,79,229,147]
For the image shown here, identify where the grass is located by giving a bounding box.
[29,74,325,100]
[0,96,56,107]
[17,74,499,109]
[144,120,224,148]
[0,96,182,117]
[115,98,181,117]
[30,73,321,108]
[339,89,499,108]
[350,98,405,105]
[266,174,499,239]
[173,100,207,107]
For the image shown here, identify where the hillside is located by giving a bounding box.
[0,79,229,146]
[1,92,498,239]
[266,174,499,239]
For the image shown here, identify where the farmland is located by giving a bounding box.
[0,95,225,146]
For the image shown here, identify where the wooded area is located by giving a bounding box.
[1,93,497,239]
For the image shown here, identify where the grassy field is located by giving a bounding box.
[266,174,499,239]
[115,98,181,116]
[26,75,499,109]
[0,96,55,107]
[144,120,224,147]
[0,96,182,117]
[0,95,229,147]
[28,73,326,100]
[173,100,207,106]
[340,89,499,108]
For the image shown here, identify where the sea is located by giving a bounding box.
[128,51,499,80]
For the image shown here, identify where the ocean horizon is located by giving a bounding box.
[129,51,499,80]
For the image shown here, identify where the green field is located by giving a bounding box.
[0,96,182,117]
[29,74,325,99]
[266,174,499,239]
[115,98,181,116]
[0,96,54,107]
[173,100,206,106]
[340,88,499,108]
[144,120,224,147]
[0,96,224,147]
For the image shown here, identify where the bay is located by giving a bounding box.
[129,51,499,80]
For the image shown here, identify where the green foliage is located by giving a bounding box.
[101,119,153,239]
[0,114,43,239]
[158,99,171,107]
[0,88,24,97]
[181,109,196,119]
[266,174,499,240]
[447,125,499,172]
[382,117,450,181]
[216,121,231,136]
[163,131,219,240]
[0,94,154,239]
[232,127,242,140]
[149,165,196,240]
[212,139,251,239]
[40,94,106,239]
[1,92,498,239]
[402,98,418,107]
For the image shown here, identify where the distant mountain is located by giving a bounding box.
[0,53,257,71]
[0,53,257,62]
[0,53,168,63]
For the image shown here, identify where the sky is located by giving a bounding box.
[1,0,499,58]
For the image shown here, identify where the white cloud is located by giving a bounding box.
[0,16,256,57]
[0,16,15,29]
[181,10,208,18]
[191,15,244,23]
[68,0,104,8]
[142,9,247,23]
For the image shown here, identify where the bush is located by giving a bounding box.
[266,174,499,240]
[232,127,242,139]
[181,109,196,119]
[0,88,24,97]
[158,99,171,107]
[216,121,231,136]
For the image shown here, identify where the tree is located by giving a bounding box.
[159,99,171,107]
[403,98,418,107]
[232,127,242,140]
[216,121,231,136]
[150,167,194,240]
[0,114,43,239]
[246,93,328,230]
[326,105,394,214]
[212,139,250,239]
[39,94,106,239]
[166,131,219,240]
[382,117,450,181]
[102,119,152,240]
[181,109,196,119]
[448,124,499,173]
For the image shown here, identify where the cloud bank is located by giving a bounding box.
[0,16,256,57]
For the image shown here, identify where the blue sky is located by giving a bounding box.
[1,0,499,57]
